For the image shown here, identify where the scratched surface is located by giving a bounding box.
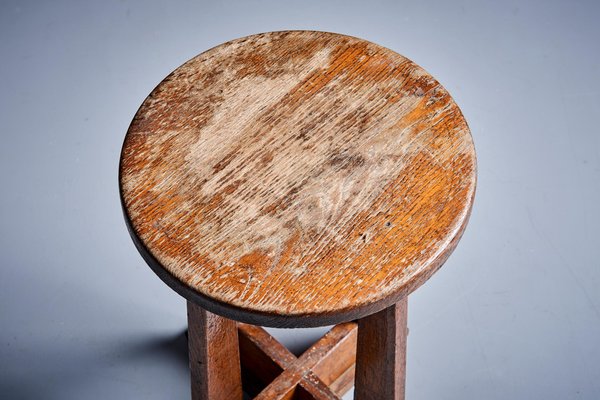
[119,31,476,324]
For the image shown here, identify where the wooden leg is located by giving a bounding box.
[354,297,408,400]
[187,301,243,400]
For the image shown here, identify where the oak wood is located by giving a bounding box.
[187,301,243,400]
[238,322,357,399]
[354,298,408,400]
[120,30,476,327]
[296,374,340,400]
[327,365,355,397]
[238,323,295,397]
[310,324,357,395]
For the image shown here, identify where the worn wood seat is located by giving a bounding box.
[120,31,476,399]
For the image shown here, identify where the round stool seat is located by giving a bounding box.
[119,31,476,327]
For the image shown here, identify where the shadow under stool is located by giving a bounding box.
[119,30,476,400]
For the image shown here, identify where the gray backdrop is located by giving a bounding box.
[1,1,599,399]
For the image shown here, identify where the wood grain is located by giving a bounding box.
[238,322,357,399]
[120,30,476,327]
[355,298,408,400]
[187,301,242,400]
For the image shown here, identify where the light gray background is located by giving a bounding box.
[1,1,599,399]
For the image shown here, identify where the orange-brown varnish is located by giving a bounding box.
[119,31,476,326]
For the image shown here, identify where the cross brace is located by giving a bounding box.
[187,298,407,400]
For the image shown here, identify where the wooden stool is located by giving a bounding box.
[119,31,476,399]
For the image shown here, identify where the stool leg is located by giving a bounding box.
[354,297,408,400]
[187,301,243,400]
